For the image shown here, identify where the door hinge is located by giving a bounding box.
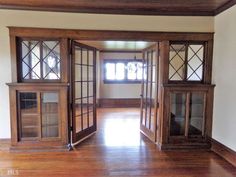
[70,126,73,131]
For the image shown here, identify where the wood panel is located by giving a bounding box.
[0,0,236,16]
[211,138,236,167]
[9,27,214,41]
[98,98,140,108]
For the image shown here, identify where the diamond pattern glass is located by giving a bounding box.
[22,41,41,79]
[169,44,186,81]
[187,45,204,81]
[42,41,61,79]
[20,40,61,81]
[169,43,204,82]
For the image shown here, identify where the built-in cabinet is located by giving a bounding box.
[159,85,214,149]
[7,27,214,151]
[157,40,215,149]
[8,83,68,150]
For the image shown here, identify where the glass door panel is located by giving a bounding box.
[72,41,97,143]
[41,92,59,138]
[189,93,205,136]
[170,93,186,136]
[19,92,39,139]
[140,43,159,142]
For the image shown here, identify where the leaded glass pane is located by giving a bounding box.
[169,44,186,81]
[42,41,61,79]
[187,45,204,81]
[20,40,61,81]
[22,41,41,79]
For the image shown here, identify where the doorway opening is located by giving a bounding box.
[71,40,160,147]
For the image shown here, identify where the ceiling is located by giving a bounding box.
[0,0,235,16]
[78,40,155,51]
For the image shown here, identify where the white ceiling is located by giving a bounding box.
[78,40,155,51]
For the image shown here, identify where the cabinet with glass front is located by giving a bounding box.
[159,40,215,149]
[7,37,69,151]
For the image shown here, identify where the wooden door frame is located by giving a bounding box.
[8,27,214,148]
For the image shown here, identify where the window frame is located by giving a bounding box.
[168,41,206,84]
[17,37,62,83]
[103,59,143,84]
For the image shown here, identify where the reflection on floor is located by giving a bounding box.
[97,108,144,147]
[0,108,235,177]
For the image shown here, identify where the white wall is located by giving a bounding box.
[212,5,236,151]
[99,52,142,98]
[0,9,213,138]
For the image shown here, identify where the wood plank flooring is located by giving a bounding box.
[0,108,236,177]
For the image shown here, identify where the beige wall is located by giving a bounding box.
[212,5,236,151]
[0,9,214,138]
[99,52,142,98]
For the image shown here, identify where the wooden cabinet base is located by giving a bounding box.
[159,142,211,150]
[10,145,70,152]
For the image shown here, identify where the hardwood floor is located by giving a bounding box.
[0,108,236,177]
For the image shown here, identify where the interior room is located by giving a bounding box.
[73,40,154,146]
[0,1,236,176]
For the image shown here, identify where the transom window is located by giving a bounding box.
[19,39,61,81]
[104,59,143,83]
[169,42,205,82]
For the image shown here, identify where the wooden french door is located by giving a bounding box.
[140,43,159,142]
[71,41,97,144]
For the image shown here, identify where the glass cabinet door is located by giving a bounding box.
[170,93,186,136]
[19,92,39,139]
[169,91,206,139]
[188,92,205,136]
[18,91,60,141]
[41,92,59,138]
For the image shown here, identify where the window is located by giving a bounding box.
[169,42,205,82]
[19,39,61,81]
[104,59,143,83]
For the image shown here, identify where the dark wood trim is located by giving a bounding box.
[9,27,214,41]
[211,138,236,167]
[204,39,214,84]
[162,84,215,88]
[9,36,18,82]
[7,82,69,87]
[158,41,170,145]
[215,0,236,15]
[160,142,211,150]
[1,0,235,16]
[98,98,140,108]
